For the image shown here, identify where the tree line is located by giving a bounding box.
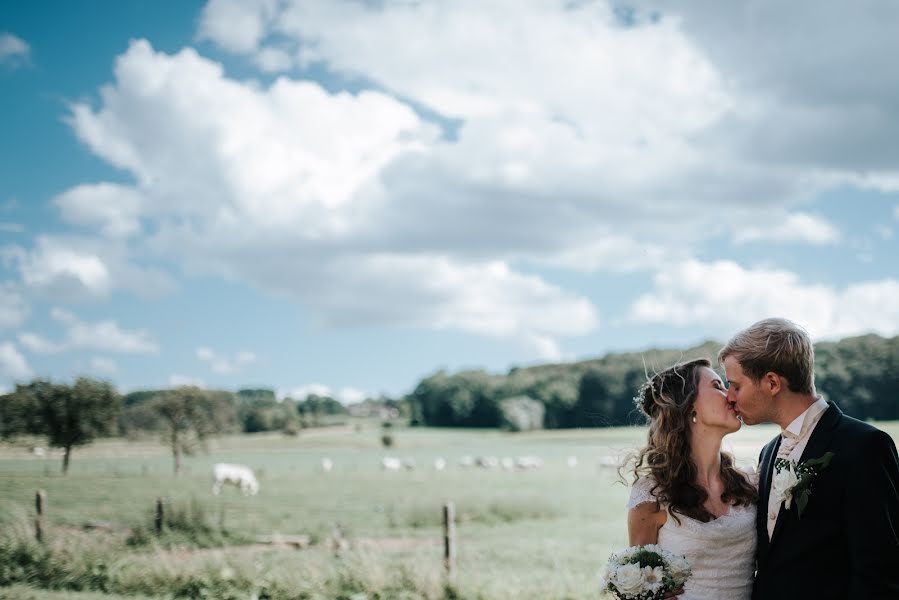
[407,334,899,430]
[2,333,896,473]
[0,383,351,474]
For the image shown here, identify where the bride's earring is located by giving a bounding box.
[691,412,697,424]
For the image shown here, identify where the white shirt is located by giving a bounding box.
[766,396,829,539]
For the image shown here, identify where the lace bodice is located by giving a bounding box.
[627,476,757,600]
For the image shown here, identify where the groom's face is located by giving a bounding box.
[723,356,772,425]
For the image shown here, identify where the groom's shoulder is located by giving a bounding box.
[832,409,896,455]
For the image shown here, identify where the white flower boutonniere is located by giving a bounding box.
[773,452,835,518]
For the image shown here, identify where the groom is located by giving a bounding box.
[720,318,899,599]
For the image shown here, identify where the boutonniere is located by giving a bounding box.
[772,452,835,518]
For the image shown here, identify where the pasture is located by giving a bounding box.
[2,421,896,599]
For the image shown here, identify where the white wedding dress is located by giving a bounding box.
[627,476,757,600]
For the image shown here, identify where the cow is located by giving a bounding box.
[381,456,402,471]
[212,463,259,496]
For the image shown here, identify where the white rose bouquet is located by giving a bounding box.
[600,544,691,599]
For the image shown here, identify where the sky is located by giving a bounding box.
[1,0,898,401]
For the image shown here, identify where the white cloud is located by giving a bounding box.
[54,183,143,237]
[277,383,331,401]
[254,46,292,73]
[630,259,899,339]
[894,205,899,220]
[18,308,158,355]
[0,283,28,329]
[336,387,367,404]
[0,341,32,381]
[10,237,111,300]
[0,33,30,68]
[64,41,600,353]
[5,235,174,301]
[875,225,893,240]
[733,212,840,245]
[90,357,118,376]
[50,4,899,362]
[169,374,205,388]
[196,0,278,53]
[196,346,257,374]
[17,332,63,354]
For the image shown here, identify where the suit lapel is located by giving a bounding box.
[757,435,780,564]
[768,401,842,548]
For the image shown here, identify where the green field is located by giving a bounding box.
[2,422,897,599]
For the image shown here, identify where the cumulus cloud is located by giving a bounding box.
[732,213,840,245]
[0,341,32,381]
[47,2,899,364]
[8,237,112,300]
[63,40,599,354]
[5,235,174,301]
[18,308,158,355]
[630,259,899,340]
[336,387,367,404]
[196,346,256,374]
[0,33,30,68]
[196,0,278,53]
[54,183,143,237]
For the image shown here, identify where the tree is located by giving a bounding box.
[152,386,228,475]
[498,396,545,432]
[15,378,120,474]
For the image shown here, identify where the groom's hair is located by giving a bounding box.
[718,317,815,395]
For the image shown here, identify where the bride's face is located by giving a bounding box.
[692,367,741,433]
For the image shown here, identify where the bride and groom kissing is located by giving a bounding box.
[624,318,899,600]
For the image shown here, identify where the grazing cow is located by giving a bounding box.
[459,455,475,468]
[381,456,402,471]
[31,447,46,457]
[476,456,499,469]
[434,458,447,471]
[403,457,416,471]
[321,458,333,472]
[212,463,259,496]
[515,455,543,470]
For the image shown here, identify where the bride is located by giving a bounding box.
[624,358,757,600]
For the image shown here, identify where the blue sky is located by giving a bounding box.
[2,0,898,401]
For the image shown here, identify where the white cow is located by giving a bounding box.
[321,458,334,472]
[212,463,259,496]
[566,455,579,468]
[515,455,544,470]
[381,456,402,471]
[434,458,447,471]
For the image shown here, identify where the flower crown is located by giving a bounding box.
[633,378,656,411]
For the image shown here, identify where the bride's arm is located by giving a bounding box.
[628,501,667,545]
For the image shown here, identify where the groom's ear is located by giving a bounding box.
[763,372,782,396]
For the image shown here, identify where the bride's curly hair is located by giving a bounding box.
[625,358,757,524]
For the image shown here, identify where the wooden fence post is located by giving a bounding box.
[155,497,164,535]
[35,490,46,543]
[443,501,456,578]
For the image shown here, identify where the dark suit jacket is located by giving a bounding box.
[753,402,899,600]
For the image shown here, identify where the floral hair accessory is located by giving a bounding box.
[633,379,656,411]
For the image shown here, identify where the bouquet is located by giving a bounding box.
[601,544,691,599]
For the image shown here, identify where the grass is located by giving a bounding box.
[1,421,897,599]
